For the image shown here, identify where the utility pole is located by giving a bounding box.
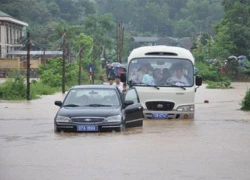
[117,22,124,63]
[92,39,95,84]
[117,22,120,63]
[26,32,31,100]
[62,29,67,94]
[42,48,46,64]
[120,26,124,63]
[78,47,83,85]
[68,44,71,63]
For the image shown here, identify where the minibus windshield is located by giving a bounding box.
[128,58,194,87]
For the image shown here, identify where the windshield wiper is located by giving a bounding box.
[63,104,80,107]
[169,84,186,90]
[85,104,112,107]
[147,84,160,90]
[130,82,144,86]
[132,83,160,90]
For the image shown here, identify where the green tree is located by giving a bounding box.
[180,0,224,35]
[38,58,78,88]
[210,23,234,59]
[166,0,188,20]
[72,33,94,82]
[82,14,116,61]
[0,0,96,48]
[216,0,250,56]
[96,0,136,25]
[173,20,196,37]
[136,2,172,35]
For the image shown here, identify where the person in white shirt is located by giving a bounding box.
[114,76,123,92]
[131,64,148,83]
[167,66,189,86]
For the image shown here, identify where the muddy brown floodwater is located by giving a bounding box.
[0,82,250,180]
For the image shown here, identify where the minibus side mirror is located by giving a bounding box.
[195,75,202,86]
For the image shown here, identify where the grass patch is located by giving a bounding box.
[0,77,26,100]
[241,89,250,111]
[0,77,60,100]
[30,80,60,99]
[206,79,232,89]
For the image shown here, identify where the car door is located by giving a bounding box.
[124,88,144,128]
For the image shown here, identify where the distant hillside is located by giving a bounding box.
[0,0,224,49]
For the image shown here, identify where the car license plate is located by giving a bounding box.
[151,113,168,119]
[77,125,98,132]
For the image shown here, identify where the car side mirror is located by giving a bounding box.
[124,100,134,108]
[194,67,199,75]
[121,72,127,83]
[195,75,202,86]
[55,101,63,107]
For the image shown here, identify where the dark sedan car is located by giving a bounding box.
[54,85,144,132]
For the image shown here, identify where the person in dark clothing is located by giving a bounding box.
[108,77,114,85]
[153,69,164,85]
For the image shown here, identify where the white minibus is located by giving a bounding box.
[121,45,202,119]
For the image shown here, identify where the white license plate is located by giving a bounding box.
[151,113,168,119]
[76,125,98,132]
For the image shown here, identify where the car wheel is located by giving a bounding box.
[116,125,125,132]
[54,125,61,133]
[120,125,125,131]
[139,120,143,127]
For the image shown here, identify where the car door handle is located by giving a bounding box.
[138,106,142,110]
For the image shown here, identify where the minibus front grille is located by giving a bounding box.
[145,101,174,111]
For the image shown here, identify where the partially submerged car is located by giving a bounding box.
[54,85,144,132]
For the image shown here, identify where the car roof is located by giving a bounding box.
[70,84,118,90]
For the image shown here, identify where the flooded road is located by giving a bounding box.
[0,82,250,180]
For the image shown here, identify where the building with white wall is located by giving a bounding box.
[0,11,28,58]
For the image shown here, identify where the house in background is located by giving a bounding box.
[0,10,28,58]
[0,11,64,78]
[132,36,193,51]
[132,37,160,46]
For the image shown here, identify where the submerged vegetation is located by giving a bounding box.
[0,77,26,100]
[0,76,60,100]
[241,89,250,111]
[206,80,232,89]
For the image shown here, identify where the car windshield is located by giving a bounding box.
[63,88,120,107]
[128,58,194,87]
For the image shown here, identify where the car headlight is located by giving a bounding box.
[105,115,122,122]
[177,105,194,112]
[55,115,71,122]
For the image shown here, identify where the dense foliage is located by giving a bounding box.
[241,89,250,111]
[38,57,106,88]
[206,79,232,89]
[210,0,250,59]
[38,58,79,87]
[195,62,220,81]
[195,61,232,89]
[96,0,224,37]
[0,76,26,100]
[1,0,249,61]
[0,73,60,100]
[0,0,96,48]
[0,0,224,58]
